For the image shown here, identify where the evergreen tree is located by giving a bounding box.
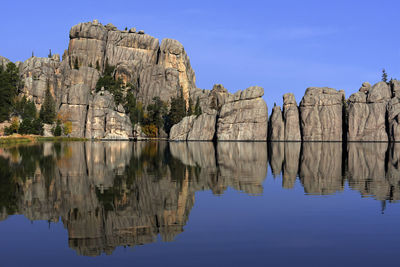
[124,91,143,126]
[95,62,124,105]
[165,90,186,133]
[187,97,194,116]
[194,97,202,116]
[0,62,20,122]
[39,80,56,124]
[145,97,167,131]
[382,68,388,83]
[53,120,62,136]
[48,49,52,58]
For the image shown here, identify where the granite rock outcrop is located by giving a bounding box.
[299,87,344,141]
[348,82,391,141]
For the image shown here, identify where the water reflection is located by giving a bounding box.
[1,141,400,256]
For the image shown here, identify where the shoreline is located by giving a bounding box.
[1,135,399,144]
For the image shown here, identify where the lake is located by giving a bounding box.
[0,141,399,266]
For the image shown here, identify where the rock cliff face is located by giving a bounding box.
[268,105,284,141]
[217,86,268,141]
[169,85,268,141]
[283,93,301,141]
[299,87,344,141]
[348,82,391,141]
[7,19,400,141]
[10,20,198,139]
[268,93,301,141]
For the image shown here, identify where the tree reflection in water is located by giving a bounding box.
[0,141,399,256]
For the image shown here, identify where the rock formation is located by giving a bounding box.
[268,105,284,141]
[170,85,268,141]
[299,87,344,141]
[0,56,11,68]
[7,20,199,139]
[282,93,301,141]
[217,86,268,141]
[6,20,400,141]
[348,82,391,141]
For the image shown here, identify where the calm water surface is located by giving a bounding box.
[0,141,399,266]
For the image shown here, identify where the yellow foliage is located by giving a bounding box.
[57,111,71,123]
[142,124,158,138]
[10,117,20,132]
[63,121,72,136]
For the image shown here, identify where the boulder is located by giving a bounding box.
[268,105,284,141]
[348,82,390,141]
[129,28,136,33]
[208,84,231,110]
[169,116,196,141]
[239,86,264,100]
[217,86,268,141]
[299,87,344,141]
[187,114,217,140]
[359,82,371,93]
[282,93,301,141]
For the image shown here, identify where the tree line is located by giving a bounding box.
[96,61,202,138]
[1,62,71,136]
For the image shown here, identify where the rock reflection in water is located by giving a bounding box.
[2,141,400,256]
[299,142,344,195]
[0,141,269,256]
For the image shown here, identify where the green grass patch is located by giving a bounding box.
[36,137,88,142]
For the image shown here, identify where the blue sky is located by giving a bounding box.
[0,0,398,108]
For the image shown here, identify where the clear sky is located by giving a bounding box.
[0,0,398,108]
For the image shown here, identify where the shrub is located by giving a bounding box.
[142,124,158,137]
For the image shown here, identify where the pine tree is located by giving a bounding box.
[382,68,388,83]
[0,62,20,122]
[187,97,194,116]
[53,119,62,136]
[165,90,186,133]
[48,49,52,58]
[39,80,56,124]
[194,97,202,116]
